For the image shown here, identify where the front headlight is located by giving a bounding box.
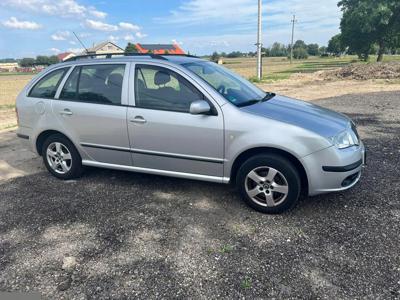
[330,130,359,149]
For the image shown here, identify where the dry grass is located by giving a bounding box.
[0,75,33,108]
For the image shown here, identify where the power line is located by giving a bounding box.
[290,14,297,64]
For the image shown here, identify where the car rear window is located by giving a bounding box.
[29,68,69,99]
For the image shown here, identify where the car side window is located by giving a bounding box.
[29,68,68,99]
[135,65,204,113]
[60,64,125,105]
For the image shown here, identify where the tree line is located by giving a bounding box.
[328,0,400,61]
[15,55,60,67]
[210,40,329,61]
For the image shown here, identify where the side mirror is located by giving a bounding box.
[189,100,211,115]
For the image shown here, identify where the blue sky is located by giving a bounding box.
[0,0,342,58]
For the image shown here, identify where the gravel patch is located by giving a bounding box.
[0,91,400,299]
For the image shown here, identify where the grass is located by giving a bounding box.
[0,104,15,110]
[223,55,400,83]
[0,72,36,76]
[207,244,235,255]
[0,123,17,130]
[241,276,252,289]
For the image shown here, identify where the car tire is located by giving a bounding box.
[41,134,83,180]
[236,154,301,214]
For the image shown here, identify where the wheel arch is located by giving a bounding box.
[35,130,76,156]
[230,147,309,195]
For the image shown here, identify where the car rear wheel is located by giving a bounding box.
[237,154,301,214]
[42,134,83,179]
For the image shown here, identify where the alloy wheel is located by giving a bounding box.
[245,166,289,207]
[46,142,72,174]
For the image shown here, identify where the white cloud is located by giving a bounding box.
[2,17,42,30]
[155,0,341,54]
[67,47,85,54]
[172,39,183,45]
[49,47,61,53]
[119,22,140,31]
[51,31,71,41]
[89,8,107,19]
[69,41,77,45]
[108,35,120,42]
[1,0,106,19]
[124,34,135,41]
[135,32,147,38]
[157,0,341,36]
[85,19,118,31]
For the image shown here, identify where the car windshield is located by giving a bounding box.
[182,61,274,107]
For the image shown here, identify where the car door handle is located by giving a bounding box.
[130,116,146,124]
[59,109,73,116]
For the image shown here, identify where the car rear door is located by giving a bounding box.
[52,62,132,166]
[127,63,224,180]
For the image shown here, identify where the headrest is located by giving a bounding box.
[79,73,92,89]
[154,71,171,85]
[108,73,123,87]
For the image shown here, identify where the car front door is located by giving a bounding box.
[127,63,224,180]
[53,63,132,166]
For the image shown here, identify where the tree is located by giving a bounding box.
[125,42,138,53]
[210,51,220,62]
[319,46,328,55]
[269,42,287,57]
[307,43,320,56]
[338,0,400,61]
[48,55,60,64]
[19,58,35,67]
[293,40,307,50]
[226,51,243,58]
[292,48,308,59]
[35,55,50,65]
[327,34,345,56]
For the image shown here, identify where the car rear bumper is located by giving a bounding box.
[302,141,365,196]
[16,126,36,153]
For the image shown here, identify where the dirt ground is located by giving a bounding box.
[0,91,399,299]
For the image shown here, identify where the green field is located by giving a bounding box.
[221,55,400,83]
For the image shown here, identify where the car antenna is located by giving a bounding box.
[73,31,89,54]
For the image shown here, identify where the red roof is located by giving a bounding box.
[135,43,185,55]
[57,52,74,61]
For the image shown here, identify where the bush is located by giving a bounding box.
[292,48,309,59]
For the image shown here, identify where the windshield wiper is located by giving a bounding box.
[236,99,262,107]
[236,92,276,107]
[262,92,276,101]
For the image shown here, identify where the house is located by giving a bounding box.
[57,52,76,62]
[0,62,18,72]
[86,41,124,55]
[135,44,185,55]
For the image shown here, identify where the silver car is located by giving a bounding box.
[16,54,365,213]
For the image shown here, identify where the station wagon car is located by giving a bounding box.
[16,53,366,213]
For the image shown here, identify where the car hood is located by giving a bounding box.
[242,95,350,138]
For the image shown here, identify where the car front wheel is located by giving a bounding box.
[237,154,301,214]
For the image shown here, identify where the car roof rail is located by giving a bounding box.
[64,52,199,62]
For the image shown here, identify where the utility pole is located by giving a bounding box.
[290,14,297,64]
[256,0,262,80]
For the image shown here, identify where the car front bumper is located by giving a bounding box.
[301,141,366,196]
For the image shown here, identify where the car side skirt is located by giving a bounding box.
[82,160,230,184]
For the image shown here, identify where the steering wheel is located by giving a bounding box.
[217,84,226,94]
